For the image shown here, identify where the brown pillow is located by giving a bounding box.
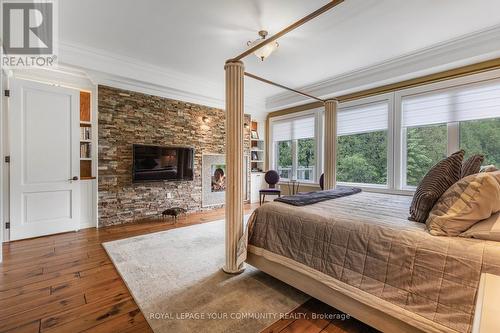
[460,212,500,241]
[461,154,484,178]
[409,150,464,222]
[426,171,500,236]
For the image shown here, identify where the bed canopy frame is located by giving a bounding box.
[223,0,344,274]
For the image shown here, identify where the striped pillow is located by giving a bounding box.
[409,150,464,223]
[461,154,484,178]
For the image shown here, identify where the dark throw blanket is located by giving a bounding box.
[274,186,362,206]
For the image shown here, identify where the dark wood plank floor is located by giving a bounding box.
[1,204,376,333]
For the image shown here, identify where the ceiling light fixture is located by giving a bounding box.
[247,30,279,61]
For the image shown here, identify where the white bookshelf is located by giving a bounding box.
[250,121,265,173]
[250,120,266,204]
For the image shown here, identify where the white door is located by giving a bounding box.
[9,79,80,240]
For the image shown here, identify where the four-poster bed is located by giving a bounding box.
[223,1,500,333]
[224,0,342,274]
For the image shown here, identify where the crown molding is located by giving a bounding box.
[266,24,500,111]
[59,41,265,114]
[10,65,97,91]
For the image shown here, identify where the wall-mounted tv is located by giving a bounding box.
[133,144,194,182]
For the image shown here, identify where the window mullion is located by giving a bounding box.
[273,142,277,171]
[387,93,395,190]
[292,140,298,180]
[316,111,323,183]
[447,122,459,155]
[394,92,403,190]
[401,127,408,188]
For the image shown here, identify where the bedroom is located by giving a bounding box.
[1,0,500,332]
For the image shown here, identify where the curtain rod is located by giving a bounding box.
[230,0,344,62]
[244,72,325,102]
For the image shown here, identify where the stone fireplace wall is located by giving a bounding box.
[98,85,250,227]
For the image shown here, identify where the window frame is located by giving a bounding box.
[395,69,500,190]
[269,109,323,184]
[336,93,394,189]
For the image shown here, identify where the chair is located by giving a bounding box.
[259,170,281,205]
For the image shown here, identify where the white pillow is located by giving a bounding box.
[481,165,498,173]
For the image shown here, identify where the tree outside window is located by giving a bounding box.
[297,138,315,181]
[337,131,387,185]
[404,118,499,187]
[277,140,292,179]
[276,138,316,181]
[406,124,447,186]
[460,118,500,167]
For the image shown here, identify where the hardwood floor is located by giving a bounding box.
[261,299,377,333]
[1,204,375,333]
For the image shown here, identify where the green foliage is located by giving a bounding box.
[337,153,380,183]
[277,141,292,167]
[406,124,447,186]
[298,138,315,167]
[460,118,500,166]
[406,119,499,186]
[337,131,387,184]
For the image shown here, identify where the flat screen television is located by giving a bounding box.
[133,144,194,182]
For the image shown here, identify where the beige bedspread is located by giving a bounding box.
[246,192,500,333]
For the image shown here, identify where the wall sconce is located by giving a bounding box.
[202,116,209,123]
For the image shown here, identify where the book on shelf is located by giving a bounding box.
[80,127,91,141]
[80,142,91,159]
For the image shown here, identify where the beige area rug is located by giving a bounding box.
[103,218,308,333]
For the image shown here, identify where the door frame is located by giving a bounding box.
[2,70,99,242]
[0,68,7,258]
[8,78,81,240]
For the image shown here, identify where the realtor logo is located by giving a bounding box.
[2,1,57,67]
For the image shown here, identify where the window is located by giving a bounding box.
[337,101,389,185]
[401,79,500,187]
[268,71,500,193]
[271,113,320,182]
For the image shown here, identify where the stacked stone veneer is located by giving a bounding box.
[98,85,251,227]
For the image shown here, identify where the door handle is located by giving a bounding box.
[68,176,79,181]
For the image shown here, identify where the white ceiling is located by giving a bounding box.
[58,0,500,116]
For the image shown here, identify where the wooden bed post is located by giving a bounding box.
[324,99,338,190]
[223,60,246,274]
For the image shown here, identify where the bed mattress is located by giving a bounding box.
[245,192,500,333]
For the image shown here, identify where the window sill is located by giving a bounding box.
[276,181,415,196]
[338,181,388,189]
[278,181,320,187]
